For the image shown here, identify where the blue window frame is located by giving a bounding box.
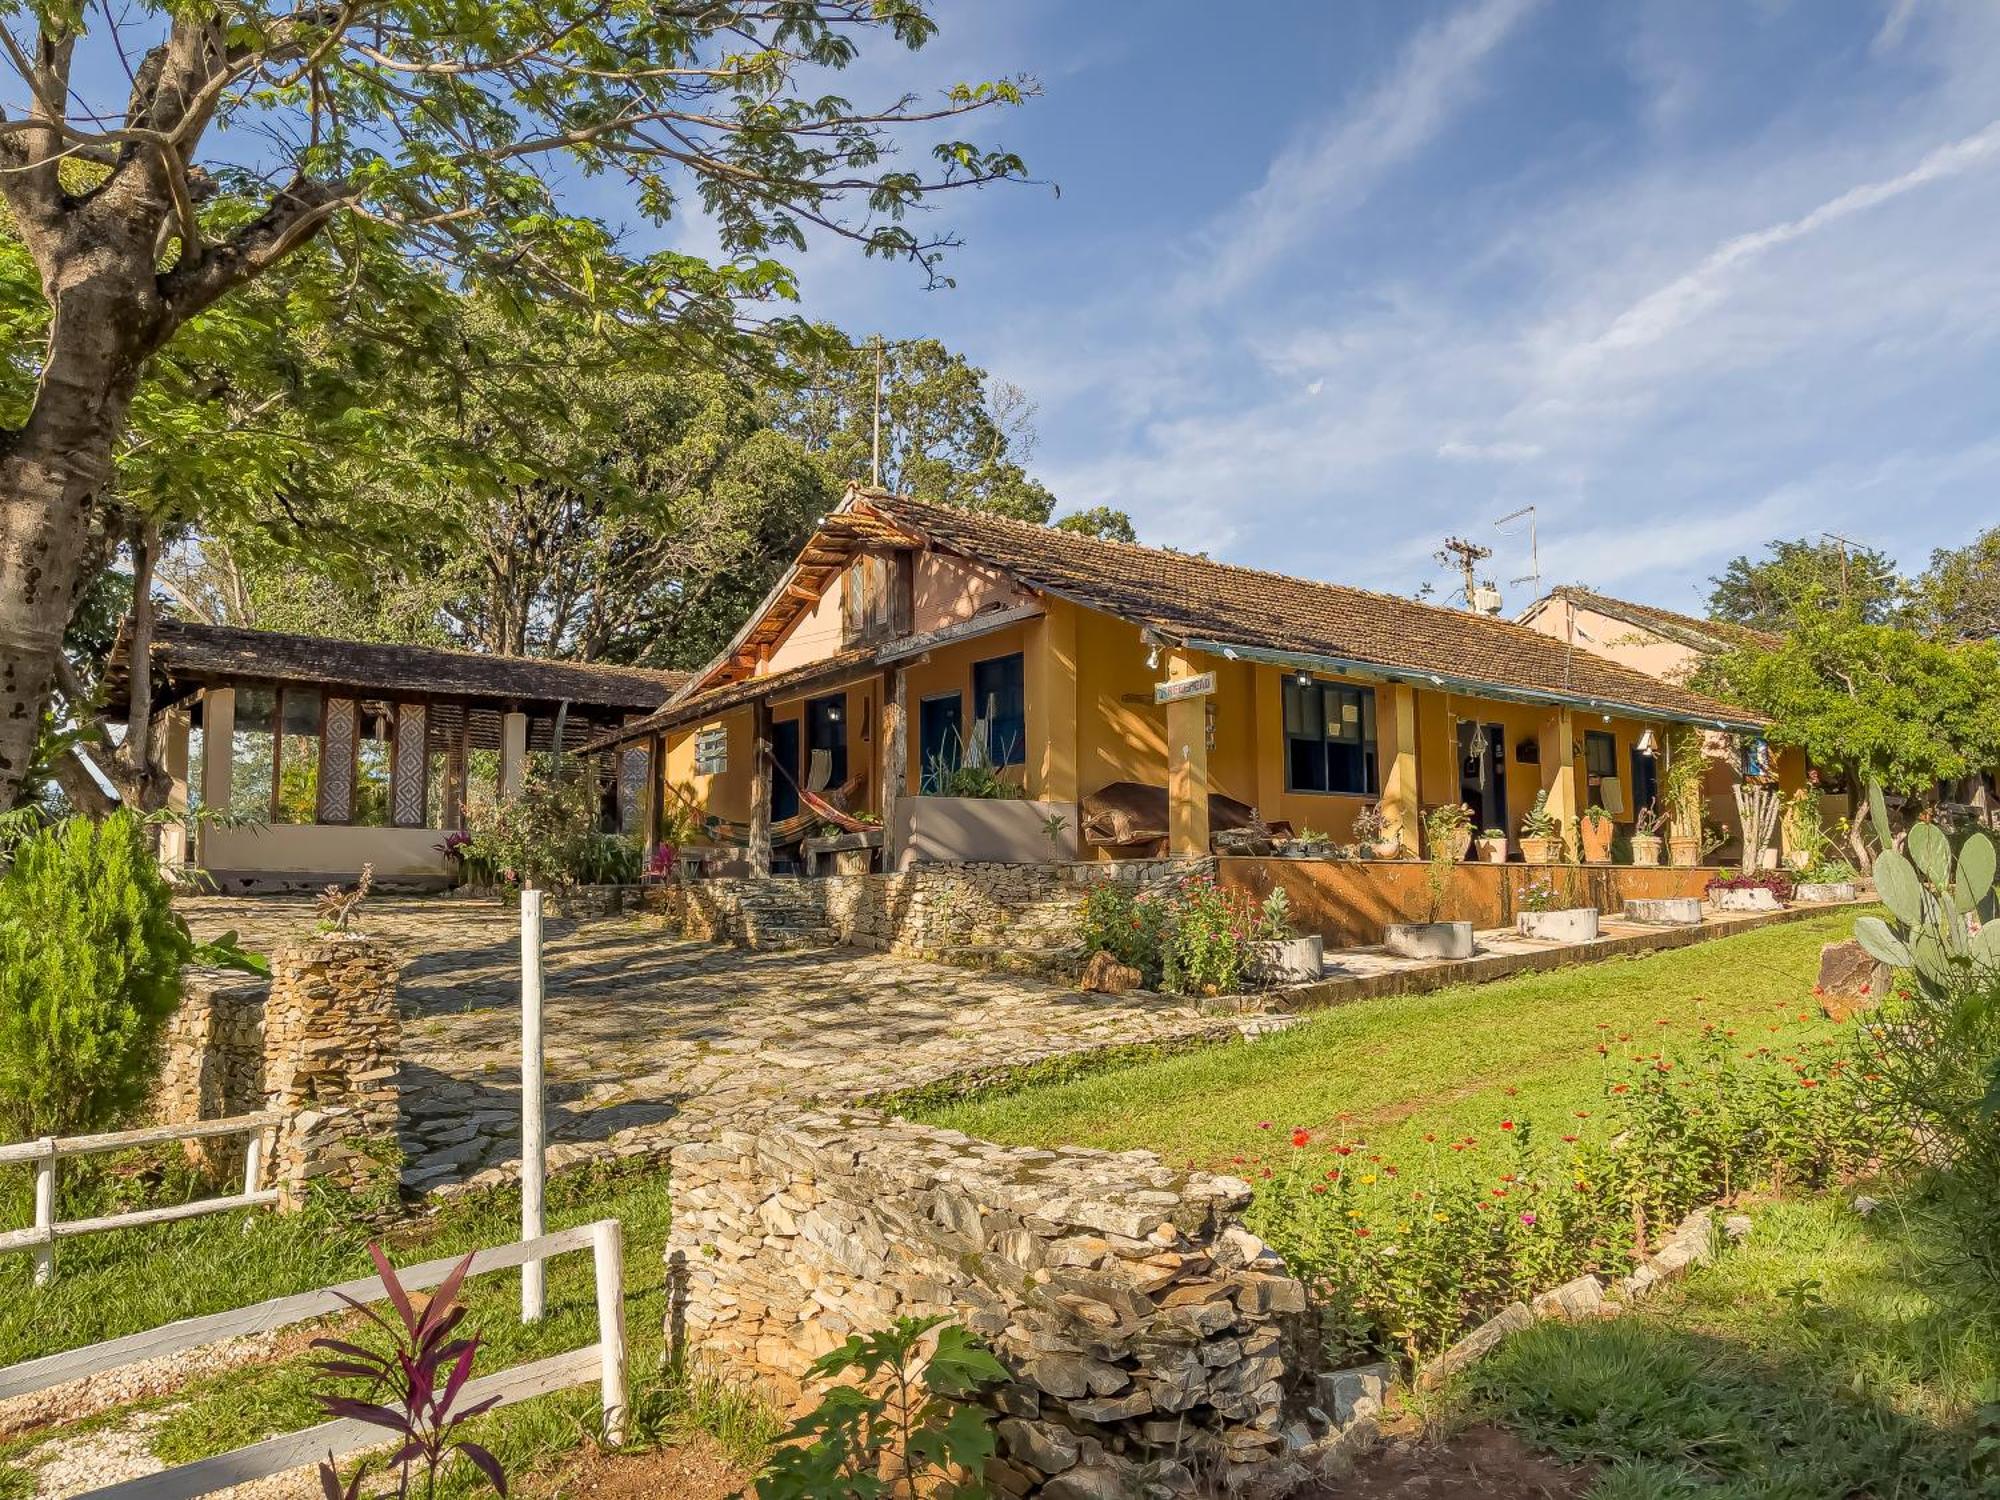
[970,652,1026,767]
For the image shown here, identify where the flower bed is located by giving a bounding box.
[1244,1027,1886,1369]
[1078,871,1296,997]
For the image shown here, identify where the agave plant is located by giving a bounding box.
[1854,785,2000,982]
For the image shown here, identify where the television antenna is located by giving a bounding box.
[1493,504,1540,598]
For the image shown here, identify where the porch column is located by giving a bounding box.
[748,697,773,876]
[1379,682,1420,852]
[1537,707,1579,851]
[880,667,907,871]
[499,710,529,801]
[1027,602,1079,807]
[1165,650,1210,857]
[199,687,235,871]
[159,708,191,869]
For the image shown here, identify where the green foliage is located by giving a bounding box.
[459,758,603,890]
[1250,1029,1887,1368]
[1852,784,2000,1299]
[1077,874,1288,996]
[1907,524,2000,643]
[1422,803,1472,921]
[0,812,187,1137]
[1708,536,1902,631]
[751,1315,1008,1500]
[1518,789,1561,842]
[1696,615,2000,795]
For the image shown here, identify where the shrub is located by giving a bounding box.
[461,757,602,888]
[0,811,189,1137]
[1705,869,1795,900]
[1247,1028,1886,1368]
[1079,874,1287,997]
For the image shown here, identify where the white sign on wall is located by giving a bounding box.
[1153,672,1217,705]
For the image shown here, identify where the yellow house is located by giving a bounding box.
[594,489,1766,872]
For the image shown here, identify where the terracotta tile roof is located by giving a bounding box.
[1544,586,1785,654]
[862,495,1765,728]
[125,619,687,712]
[585,647,887,750]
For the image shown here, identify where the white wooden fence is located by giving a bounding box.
[0,1110,282,1285]
[0,1219,627,1500]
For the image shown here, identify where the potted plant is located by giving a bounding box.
[1705,869,1794,912]
[1473,827,1509,863]
[1519,790,1563,865]
[1282,826,1333,860]
[1426,801,1475,861]
[1515,874,1600,943]
[1792,856,1860,905]
[1245,888,1325,984]
[1629,804,1664,867]
[1662,729,1707,867]
[1352,802,1403,860]
[1578,804,1616,863]
[1384,805,1476,960]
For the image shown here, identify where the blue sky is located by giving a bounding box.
[698,0,2000,614]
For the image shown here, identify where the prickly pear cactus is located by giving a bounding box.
[1854,783,2000,984]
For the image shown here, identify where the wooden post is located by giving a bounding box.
[880,667,907,871]
[748,698,773,877]
[520,889,546,1323]
[241,1131,264,1197]
[500,710,529,802]
[31,1140,54,1287]
[592,1218,629,1446]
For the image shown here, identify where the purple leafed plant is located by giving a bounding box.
[314,1243,507,1500]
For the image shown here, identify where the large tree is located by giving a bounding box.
[1696,609,2000,796]
[1906,525,2000,643]
[0,1,1029,806]
[1707,536,1901,632]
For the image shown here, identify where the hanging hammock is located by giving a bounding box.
[666,748,875,847]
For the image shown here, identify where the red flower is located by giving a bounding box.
[1312,1183,1328,1194]
[1611,1083,1631,1095]
[1335,1144,1354,1156]
[1291,1128,1311,1148]
[1500,1120,1515,1131]
[1355,1226,1372,1237]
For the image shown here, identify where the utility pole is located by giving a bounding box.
[1435,535,1493,609]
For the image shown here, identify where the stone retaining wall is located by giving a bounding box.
[666,1101,1314,1497]
[153,935,401,1208]
[657,858,1210,958]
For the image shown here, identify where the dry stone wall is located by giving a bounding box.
[657,858,1211,959]
[667,1100,1315,1497]
[153,935,401,1208]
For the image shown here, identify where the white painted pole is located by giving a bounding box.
[241,1130,264,1198]
[520,888,546,1324]
[31,1141,55,1287]
[592,1218,628,1447]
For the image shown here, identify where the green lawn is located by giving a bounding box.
[1460,1189,1997,1497]
[0,1163,776,1496]
[913,912,1862,1178]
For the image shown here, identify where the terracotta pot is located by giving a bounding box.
[1579,815,1615,863]
[1520,836,1561,865]
[1630,835,1663,868]
[1668,835,1702,867]
[1474,836,1509,864]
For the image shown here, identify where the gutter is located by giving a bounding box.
[1177,637,1764,734]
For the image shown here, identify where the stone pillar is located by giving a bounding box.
[263,935,401,1210]
[1379,682,1421,852]
[1538,707,1579,850]
[1166,650,1210,856]
[499,710,529,801]
[153,969,269,1178]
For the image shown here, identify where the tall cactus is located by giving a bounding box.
[1854,784,2000,984]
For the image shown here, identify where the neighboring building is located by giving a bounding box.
[592,488,1765,872]
[1516,586,1808,858]
[107,620,686,888]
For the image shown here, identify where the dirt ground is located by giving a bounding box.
[1306,1424,1593,1500]
[522,1435,750,1500]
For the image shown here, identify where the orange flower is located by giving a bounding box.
[1291,1128,1311,1148]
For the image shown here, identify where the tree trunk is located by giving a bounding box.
[0,272,163,807]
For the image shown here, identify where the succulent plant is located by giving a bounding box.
[1853,784,2000,984]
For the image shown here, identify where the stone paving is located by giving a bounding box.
[176,897,1242,1194]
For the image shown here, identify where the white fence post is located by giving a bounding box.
[521,887,546,1324]
[241,1130,264,1197]
[592,1218,628,1446]
[31,1140,55,1288]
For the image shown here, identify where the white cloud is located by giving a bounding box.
[1179,0,1543,305]
[1438,438,1544,462]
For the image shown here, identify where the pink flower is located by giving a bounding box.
[1258,1121,1272,1131]
[1520,1212,1537,1227]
